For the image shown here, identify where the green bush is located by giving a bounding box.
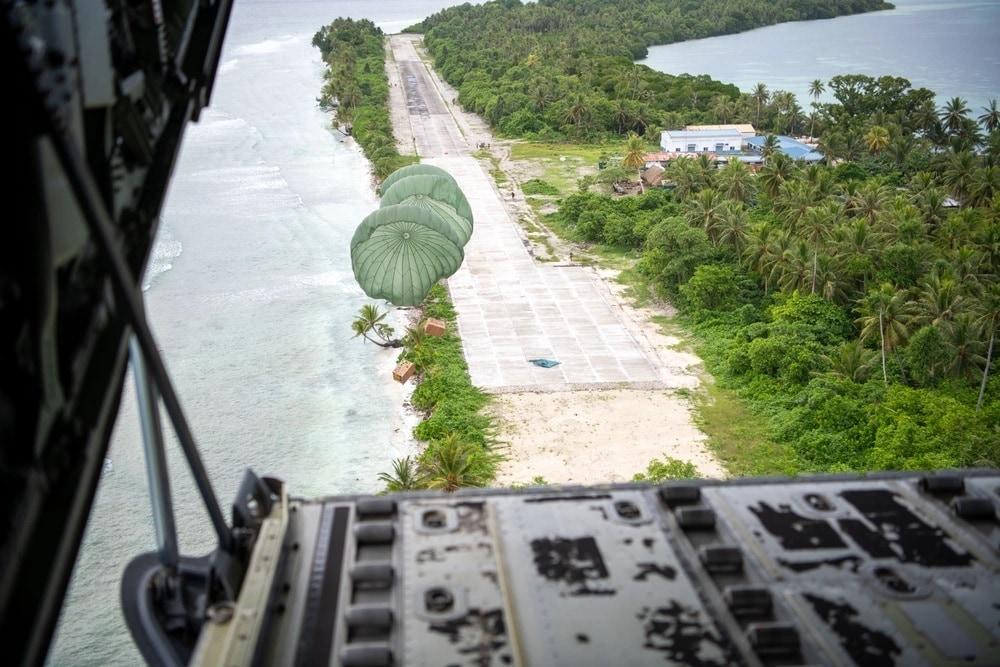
[680,264,744,313]
[768,292,852,345]
[632,457,699,482]
[380,285,499,492]
[905,326,951,387]
[866,385,998,470]
[638,217,716,295]
[602,213,638,247]
[521,179,560,196]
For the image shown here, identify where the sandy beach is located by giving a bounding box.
[492,389,726,485]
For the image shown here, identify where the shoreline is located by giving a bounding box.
[323,113,423,471]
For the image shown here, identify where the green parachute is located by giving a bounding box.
[380,174,474,245]
[378,163,458,195]
[351,165,473,306]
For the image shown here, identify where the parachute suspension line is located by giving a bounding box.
[130,336,180,570]
[30,79,234,554]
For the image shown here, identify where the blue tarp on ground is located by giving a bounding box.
[528,358,561,368]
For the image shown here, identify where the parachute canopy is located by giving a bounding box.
[351,165,473,306]
[378,162,458,195]
[380,174,474,245]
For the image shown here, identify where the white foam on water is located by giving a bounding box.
[234,35,297,56]
[142,222,182,291]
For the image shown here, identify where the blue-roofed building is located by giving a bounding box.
[661,128,743,154]
[745,135,824,162]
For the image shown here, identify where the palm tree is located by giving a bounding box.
[864,125,891,154]
[880,200,924,245]
[910,276,964,328]
[716,201,749,254]
[377,456,423,491]
[943,150,978,203]
[913,186,947,227]
[716,158,755,204]
[841,131,864,161]
[612,99,631,133]
[624,66,644,99]
[684,189,724,241]
[976,286,1000,410]
[713,96,735,123]
[777,240,814,293]
[837,218,876,292]
[743,224,777,293]
[936,209,978,251]
[784,102,805,135]
[969,166,1000,207]
[530,84,552,112]
[950,246,984,290]
[857,283,911,384]
[817,131,844,165]
[669,158,701,201]
[774,179,818,230]
[808,79,825,104]
[808,110,821,139]
[820,339,874,383]
[564,93,591,133]
[695,153,716,189]
[352,303,401,348]
[940,97,971,135]
[848,182,891,224]
[764,230,795,292]
[759,152,795,198]
[800,204,837,294]
[943,313,985,381]
[813,254,849,304]
[622,132,647,192]
[978,99,1000,132]
[752,82,769,127]
[888,135,913,167]
[772,90,795,115]
[760,134,780,161]
[423,435,490,492]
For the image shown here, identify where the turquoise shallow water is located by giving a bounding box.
[48,2,456,665]
[640,0,1000,112]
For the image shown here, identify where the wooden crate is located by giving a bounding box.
[423,318,447,337]
[393,361,416,383]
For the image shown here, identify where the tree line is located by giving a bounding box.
[406,0,893,140]
[313,19,416,179]
[550,87,1000,472]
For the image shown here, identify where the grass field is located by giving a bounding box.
[510,141,624,194]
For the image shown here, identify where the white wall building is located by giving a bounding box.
[661,128,744,154]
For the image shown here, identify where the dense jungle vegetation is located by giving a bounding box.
[549,85,1000,473]
[408,0,893,140]
[313,19,416,178]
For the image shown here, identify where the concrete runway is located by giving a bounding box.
[387,35,664,391]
